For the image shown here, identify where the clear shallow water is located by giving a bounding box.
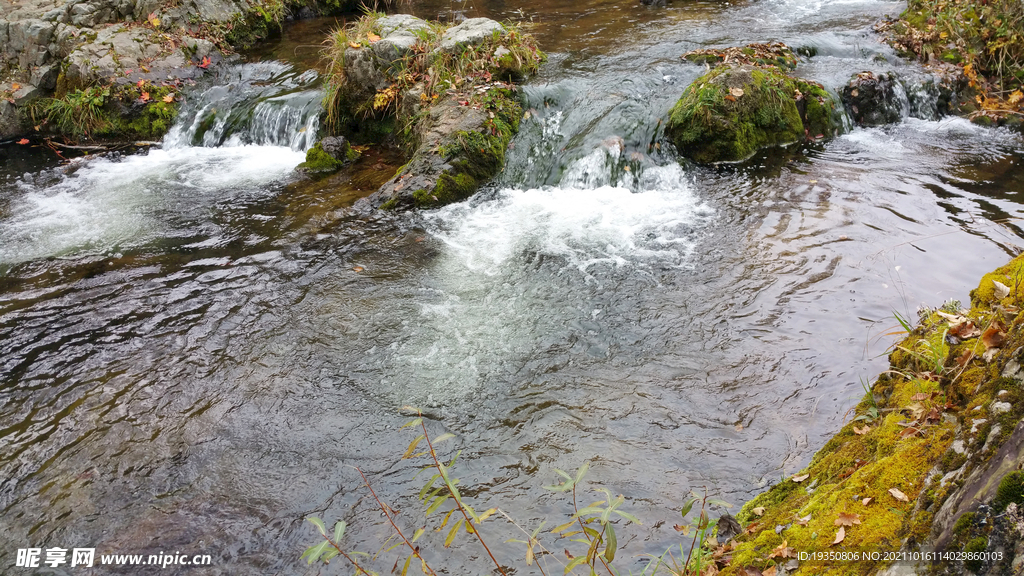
[1,0,1024,574]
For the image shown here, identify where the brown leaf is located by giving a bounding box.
[862,497,872,506]
[924,407,941,424]
[162,93,175,103]
[564,549,574,560]
[950,320,981,339]
[367,32,381,43]
[853,425,870,435]
[17,138,29,145]
[768,539,796,559]
[911,392,931,401]
[982,324,1007,349]
[751,506,766,517]
[761,566,777,576]
[832,526,846,545]
[140,91,150,102]
[730,87,744,97]
[794,514,811,526]
[744,521,761,535]
[11,82,20,91]
[889,488,909,502]
[352,266,364,272]
[791,474,809,483]
[834,512,861,527]
[724,94,737,102]
[348,41,362,49]
[899,426,921,438]
[956,349,975,367]
[905,402,926,421]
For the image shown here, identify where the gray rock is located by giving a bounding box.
[376,14,430,37]
[373,31,420,63]
[0,99,31,141]
[434,17,503,53]
[320,136,351,161]
[493,45,510,59]
[993,401,1013,415]
[30,63,60,90]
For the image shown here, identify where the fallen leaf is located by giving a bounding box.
[744,522,761,535]
[834,512,861,527]
[1009,90,1023,105]
[367,32,381,43]
[982,324,1007,349]
[905,402,926,421]
[198,56,211,69]
[140,91,150,102]
[724,94,737,102]
[794,514,811,526]
[673,524,691,535]
[862,497,872,506]
[11,82,20,91]
[348,41,362,49]
[792,474,809,483]
[956,349,975,367]
[761,565,777,576]
[950,320,981,339]
[768,540,796,559]
[889,488,909,502]
[17,138,29,145]
[853,425,870,435]
[752,507,766,517]
[832,526,845,545]
[735,423,743,431]
[924,407,941,424]
[140,65,150,73]
[137,79,146,88]
[162,93,175,103]
[353,266,364,272]
[911,392,931,401]
[936,310,964,323]
[899,426,921,438]
[730,87,745,97]
[993,280,1011,300]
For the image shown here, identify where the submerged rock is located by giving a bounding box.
[841,71,908,126]
[664,64,841,163]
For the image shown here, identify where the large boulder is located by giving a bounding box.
[665,65,841,163]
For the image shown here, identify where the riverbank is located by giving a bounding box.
[716,254,1024,576]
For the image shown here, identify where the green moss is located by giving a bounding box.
[964,536,988,572]
[379,196,401,211]
[971,254,1024,306]
[992,471,1024,513]
[296,142,346,173]
[665,66,839,163]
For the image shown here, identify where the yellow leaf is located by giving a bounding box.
[162,93,175,103]
[367,32,381,43]
[11,82,20,91]
[889,488,909,502]
[348,41,362,49]
[1009,90,1023,105]
[751,506,765,517]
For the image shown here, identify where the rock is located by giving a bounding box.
[296,137,359,173]
[841,71,908,126]
[376,14,430,37]
[434,18,504,53]
[665,64,841,163]
[993,402,1013,415]
[0,99,31,141]
[30,63,59,90]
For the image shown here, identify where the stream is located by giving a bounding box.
[2,0,1024,573]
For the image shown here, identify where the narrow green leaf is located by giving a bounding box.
[437,509,456,530]
[708,498,734,509]
[478,507,498,523]
[400,417,423,429]
[680,498,698,518]
[403,435,426,459]
[334,520,346,543]
[401,555,412,576]
[564,556,588,574]
[322,548,339,562]
[412,527,426,542]
[604,523,617,562]
[426,494,450,515]
[551,519,577,534]
[304,540,329,564]
[418,475,440,500]
[543,483,573,492]
[433,432,456,443]
[531,521,547,538]
[308,517,327,536]
[576,506,605,516]
[574,462,590,484]
[613,510,641,524]
[555,469,573,481]
[445,518,464,547]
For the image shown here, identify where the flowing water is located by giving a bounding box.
[2,0,1024,573]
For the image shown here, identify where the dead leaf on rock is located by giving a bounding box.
[982,324,1007,349]
[367,32,381,43]
[993,280,1011,300]
[853,425,870,435]
[834,512,861,527]
[768,540,796,559]
[795,514,811,526]
[752,507,766,517]
[761,565,777,576]
[889,488,909,502]
[905,402,926,421]
[352,266,364,272]
[730,87,745,97]
[832,526,846,545]
[862,497,872,506]
[348,41,362,49]
[899,426,921,438]
[956,349,975,367]
[950,320,981,339]
[911,392,931,401]
[792,474,809,483]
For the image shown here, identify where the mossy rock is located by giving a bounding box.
[665,65,841,163]
[296,138,359,173]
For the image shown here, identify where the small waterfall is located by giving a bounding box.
[163,62,323,151]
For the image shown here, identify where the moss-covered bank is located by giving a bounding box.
[878,0,1023,128]
[714,254,1024,575]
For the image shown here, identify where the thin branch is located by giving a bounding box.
[421,420,509,576]
[319,533,372,575]
[356,466,439,576]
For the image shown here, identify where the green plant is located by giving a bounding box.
[37,86,110,136]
